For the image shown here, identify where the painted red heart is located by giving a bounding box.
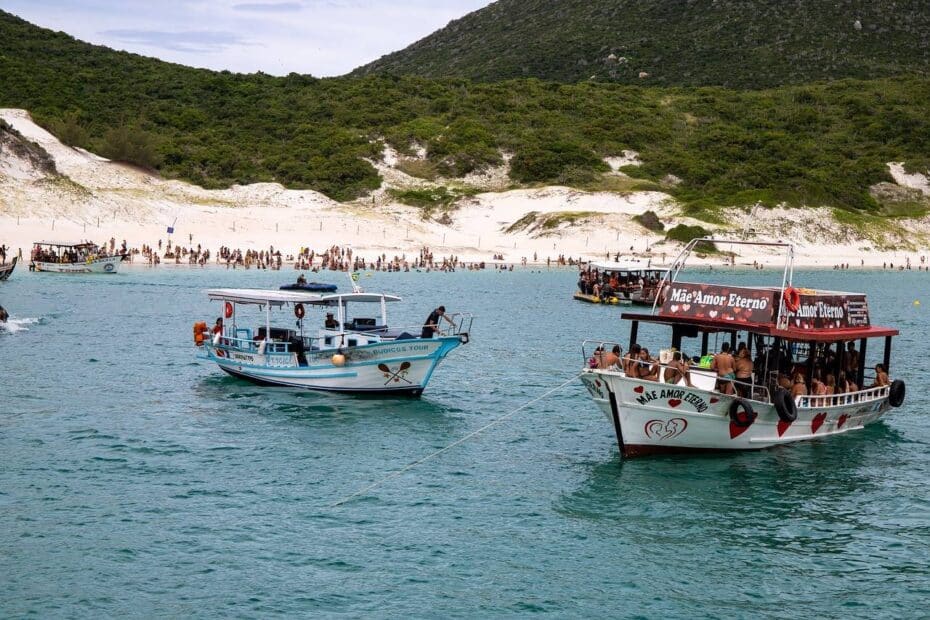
[777,419,792,437]
[595,379,602,388]
[709,397,719,404]
[668,399,682,408]
[811,412,827,434]
[729,422,750,439]
[837,414,848,429]
[633,385,644,393]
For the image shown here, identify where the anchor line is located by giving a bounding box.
[329,372,584,508]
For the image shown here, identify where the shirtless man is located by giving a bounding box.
[844,341,860,384]
[711,342,736,395]
[734,345,754,396]
[663,351,694,387]
[872,364,890,387]
[791,373,808,398]
[597,345,622,370]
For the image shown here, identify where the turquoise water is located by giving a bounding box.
[1,266,928,617]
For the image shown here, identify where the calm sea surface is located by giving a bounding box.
[1,265,928,617]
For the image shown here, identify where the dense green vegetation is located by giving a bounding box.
[1,10,929,217]
[355,0,930,88]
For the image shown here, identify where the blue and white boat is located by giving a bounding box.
[197,288,473,395]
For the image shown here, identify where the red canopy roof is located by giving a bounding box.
[621,312,898,341]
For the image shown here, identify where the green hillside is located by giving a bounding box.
[1,10,929,218]
[354,0,930,88]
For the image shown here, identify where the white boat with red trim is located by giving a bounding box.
[579,239,906,457]
[195,288,473,396]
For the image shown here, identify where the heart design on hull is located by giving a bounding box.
[667,399,682,408]
[709,397,719,404]
[836,414,849,429]
[644,418,688,440]
[729,422,751,439]
[777,419,792,437]
[633,385,644,394]
[811,412,828,434]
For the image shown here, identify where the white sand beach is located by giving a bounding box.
[2,108,929,268]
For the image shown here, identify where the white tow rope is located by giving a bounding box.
[329,372,583,508]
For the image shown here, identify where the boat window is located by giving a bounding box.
[348,338,358,347]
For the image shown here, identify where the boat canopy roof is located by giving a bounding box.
[622,312,899,342]
[589,261,668,273]
[33,241,97,248]
[207,288,401,307]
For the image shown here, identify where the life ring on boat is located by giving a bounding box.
[773,388,798,423]
[294,303,305,319]
[728,398,756,428]
[782,287,801,313]
[224,301,234,319]
[888,379,906,407]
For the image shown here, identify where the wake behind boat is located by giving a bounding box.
[30,241,126,274]
[579,239,906,457]
[195,288,472,395]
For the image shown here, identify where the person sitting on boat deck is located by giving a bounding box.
[791,373,808,398]
[711,342,736,395]
[421,305,454,338]
[325,312,340,329]
[596,345,622,370]
[663,351,694,387]
[871,364,890,388]
[623,343,642,377]
[734,344,754,397]
[296,273,307,285]
[638,347,661,381]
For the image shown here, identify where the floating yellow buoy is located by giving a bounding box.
[914,300,921,306]
[331,353,346,366]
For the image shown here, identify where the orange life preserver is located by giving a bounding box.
[783,287,801,313]
[224,301,234,319]
[294,303,305,319]
[193,321,208,346]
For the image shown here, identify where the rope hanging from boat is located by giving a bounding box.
[328,372,583,508]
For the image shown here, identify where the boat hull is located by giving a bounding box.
[205,336,463,395]
[580,370,891,457]
[0,256,16,281]
[32,255,125,274]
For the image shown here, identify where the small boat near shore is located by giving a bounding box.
[279,282,338,292]
[576,261,668,306]
[0,256,17,281]
[196,288,473,395]
[30,242,126,274]
[579,239,906,457]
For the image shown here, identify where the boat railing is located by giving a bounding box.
[437,312,474,338]
[581,339,625,364]
[796,385,890,409]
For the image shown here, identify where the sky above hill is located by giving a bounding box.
[0,0,492,76]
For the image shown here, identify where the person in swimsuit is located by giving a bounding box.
[623,344,642,377]
[734,344,754,397]
[872,364,890,387]
[663,351,694,387]
[711,342,736,395]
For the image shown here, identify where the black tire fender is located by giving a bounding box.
[888,379,905,408]
[773,388,798,423]
[729,398,756,428]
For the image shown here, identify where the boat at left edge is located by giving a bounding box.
[194,288,473,395]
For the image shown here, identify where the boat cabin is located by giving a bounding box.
[206,289,427,366]
[578,261,669,304]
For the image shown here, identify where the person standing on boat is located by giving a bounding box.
[711,342,737,395]
[0,244,7,263]
[421,306,454,338]
[844,341,860,385]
